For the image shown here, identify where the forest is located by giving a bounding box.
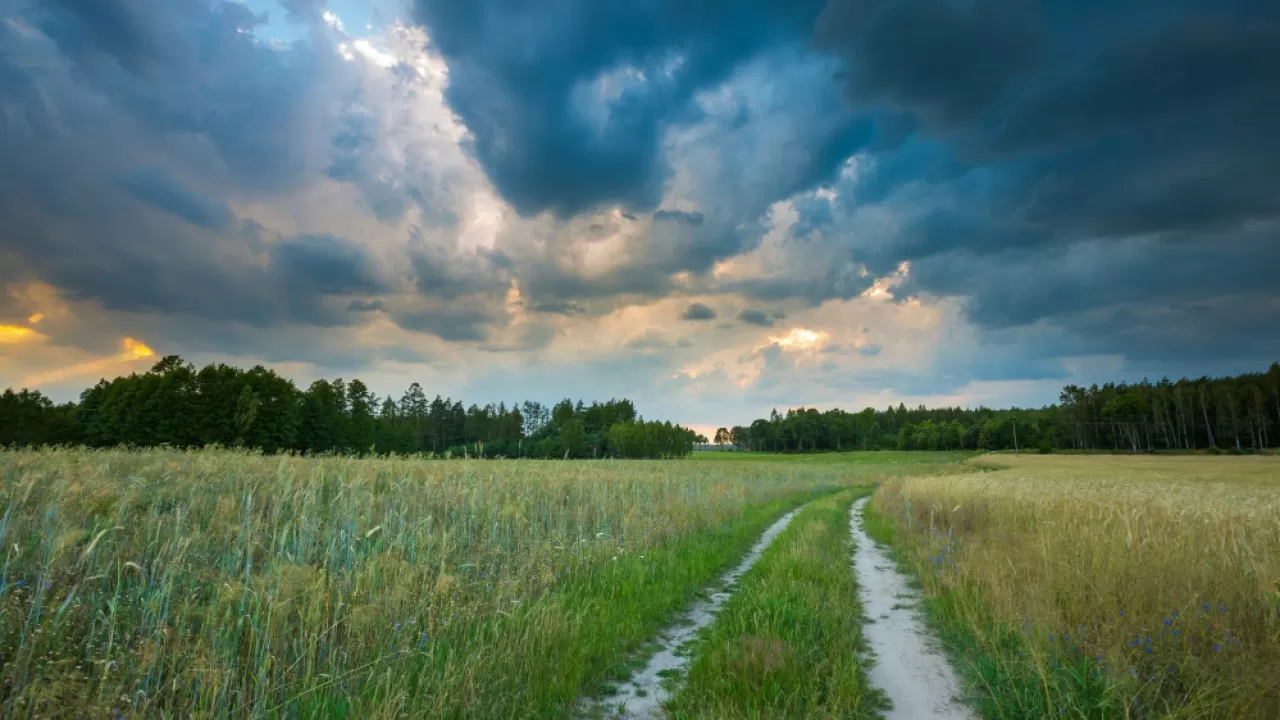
[5,359,1279,457]
[0,355,700,458]
[714,362,1280,454]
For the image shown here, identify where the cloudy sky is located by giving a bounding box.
[1,0,1276,433]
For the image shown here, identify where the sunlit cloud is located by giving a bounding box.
[19,336,156,388]
[351,39,398,68]
[27,313,44,325]
[861,261,911,302]
[767,327,830,352]
[0,324,42,344]
[322,11,345,33]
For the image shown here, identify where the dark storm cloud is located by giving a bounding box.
[270,234,388,296]
[527,300,587,316]
[519,262,673,305]
[411,0,833,217]
[3,0,1277,390]
[116,167,233,230]
[1,0,531,362]
[390,307,498,342]
[39,0,173,75]
[682,303,717,321]
[654,209,705,226]
[737,309,774,327]
[789,0,1280,359]
[0,0,399,343]
[35,0,326,192]
[816,0,1043,130]
[347,298,388,313]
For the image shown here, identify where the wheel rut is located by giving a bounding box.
[850,497,974,720]
[587,504,805,719]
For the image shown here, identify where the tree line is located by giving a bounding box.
[0,355,702,458]
[712,362,1280,454]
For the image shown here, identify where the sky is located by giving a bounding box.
[1,0,1277,435]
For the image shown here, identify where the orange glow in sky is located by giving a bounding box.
[18,336,157,388]
[122,337,156,360]
[27,313,45,325]
[0,324,39,344]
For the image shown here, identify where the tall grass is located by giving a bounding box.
[666,488,885,719]
[0,447,873,718]
[872,455,1280,718]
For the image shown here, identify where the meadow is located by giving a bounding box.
[869,454,1280,718]
[0,447,940,718]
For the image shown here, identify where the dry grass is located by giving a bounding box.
[0,447,878,718]
[873,454,1280,718]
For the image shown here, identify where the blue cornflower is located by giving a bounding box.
[1213,643,1223,652]
[394,623,402,631]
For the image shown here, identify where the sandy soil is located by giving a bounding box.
[590,507,803,719]
[850,497,974,720]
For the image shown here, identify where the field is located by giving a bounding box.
[0,448,950,718]
[870,454,1280,718]
[3,448,1277,719]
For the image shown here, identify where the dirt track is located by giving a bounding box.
[591,506,803,719]
[851,497,973,720]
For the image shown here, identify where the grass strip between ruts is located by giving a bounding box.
[665,487,887,719]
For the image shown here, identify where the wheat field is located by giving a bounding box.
[0,447,918,718]
[872,454,1280,718]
